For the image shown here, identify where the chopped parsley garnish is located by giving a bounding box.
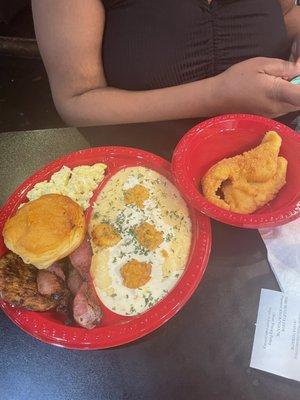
[143,292,154,307]
[130,305,136,313]
[133,245,150,256]
[165,233,172,242]
[169,210,180,219]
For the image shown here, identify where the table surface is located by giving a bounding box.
[0,121,299,400]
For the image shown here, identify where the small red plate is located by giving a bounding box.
[172,114,300,229]
[0,147,211,349]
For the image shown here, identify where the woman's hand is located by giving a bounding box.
[291,33,300,63]
[213,57,300,118]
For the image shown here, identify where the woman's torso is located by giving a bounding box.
[102,0,290,90]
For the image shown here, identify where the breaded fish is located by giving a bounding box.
[201,131,287,214]
[241,131,282,183]
[222,157,287,214]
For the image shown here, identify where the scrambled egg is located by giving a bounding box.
[26,164,107,210]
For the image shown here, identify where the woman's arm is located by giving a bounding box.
[281,1,300,39]
[32,0,300,127]
[283,1,300,61]
[32,0,217,126]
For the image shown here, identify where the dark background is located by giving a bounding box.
[0,0,64,133]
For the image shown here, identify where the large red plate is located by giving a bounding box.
[0,147,211,349]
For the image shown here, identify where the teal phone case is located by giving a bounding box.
[290,75,300,85]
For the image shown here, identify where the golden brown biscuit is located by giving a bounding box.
[3,194,86,269]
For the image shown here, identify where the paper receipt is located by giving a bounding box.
[250,289,300,381]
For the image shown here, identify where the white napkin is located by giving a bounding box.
[259,218,300,295]
[250,288,300,381]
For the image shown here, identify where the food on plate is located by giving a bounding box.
[67,267,83,295]
[201,131,288,214]
[221,157,287,214]
[90,166,192,316]
[0,252,69,311]
[69,236,92,278]
[91,223,121,248]
[1,159,192,330]
[123,184,149,207]
[0,155,104,328]
[37,270,65,298]
[1,177,102,329]
[120,259,152,289]
[3,194,86,269]
[26,163,107,210]
[134,222,163,251]
[73,282,103,329]
[48,261,66,281]
[0,249,101,328]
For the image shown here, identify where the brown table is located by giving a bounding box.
[1,122,299,400]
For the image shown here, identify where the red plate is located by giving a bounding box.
[172,114,300,229]
[0,147,211,349]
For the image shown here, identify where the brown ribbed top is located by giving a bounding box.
[102,0,290,90]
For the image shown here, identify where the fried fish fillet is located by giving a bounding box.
[201,131,287,214]
[241,131,282,182]
[222,157,287,214]
[0,252,62,311]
